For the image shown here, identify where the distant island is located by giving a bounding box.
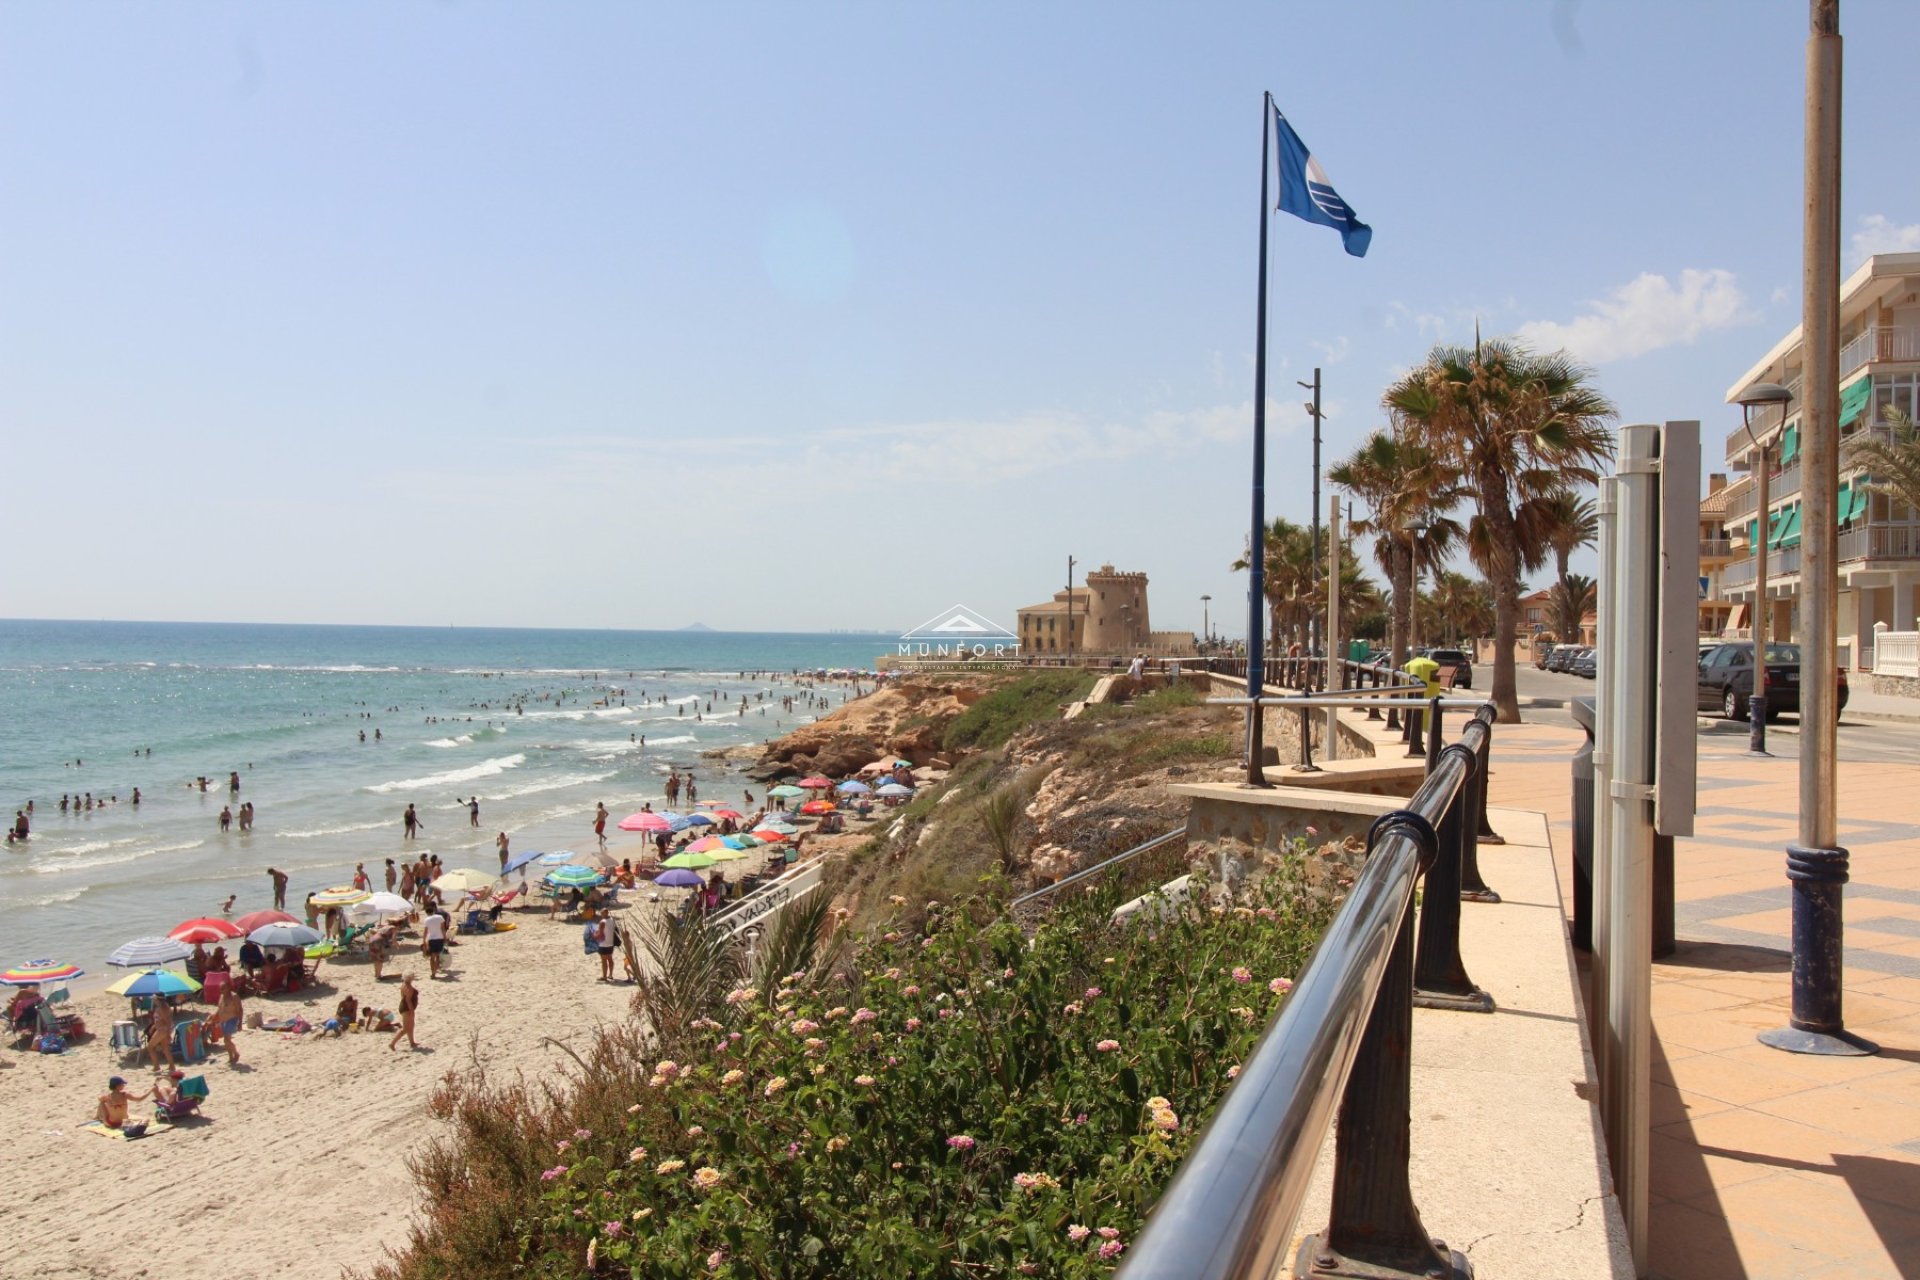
[678,622,715,632]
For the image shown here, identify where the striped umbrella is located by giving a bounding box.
[170,918,245,944]
[0,958,86,987]
[721,836,757,850]
[836,780,872,794]
[544,865,605,889]
[247,922,325,949]
[660,851,716,870]
[756,820,800,835]
[686,837,727,853]
[106,967,201,998]
[310,885,371,908]
[798,776,832,789]
[108,935,193,967]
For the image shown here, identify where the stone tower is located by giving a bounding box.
[1081,564,1150,654]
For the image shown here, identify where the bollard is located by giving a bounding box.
[1757,844,1878,1056]
[1293,704,1321,774]
[1414,738,1495,1014]
[1297,811,1471,1280]
[1460,713,1501,902]
[1403,705,1425,760]
[1366,664,1382,721]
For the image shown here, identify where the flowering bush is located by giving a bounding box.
[493,861,1327,1279]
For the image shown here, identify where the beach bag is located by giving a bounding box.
[34,1032,64,1054]
[582,921,599,954]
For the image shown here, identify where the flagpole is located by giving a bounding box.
[1245,92,1272,788]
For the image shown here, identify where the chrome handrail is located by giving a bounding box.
[1004,827,1186,914]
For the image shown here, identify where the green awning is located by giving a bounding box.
[1767,509,1787,548]
[1779,506,1802,549]
[1746,517,1758,544]
[1838,482,1853,526]
[1850,483,1871,522]
[1780,423,1800,464]
[1839,376,1871,428]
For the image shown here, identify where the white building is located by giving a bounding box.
[1719,251,1920,669]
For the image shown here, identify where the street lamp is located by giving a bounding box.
[1300,370,1324,656]
[1200,595,1211,651]
[1735,382,1791,756]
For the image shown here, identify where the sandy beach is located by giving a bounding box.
[0,833,713,1280]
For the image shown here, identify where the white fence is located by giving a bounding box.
[1873,625,1920,678]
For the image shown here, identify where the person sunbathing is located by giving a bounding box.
[96,1076,152,1129]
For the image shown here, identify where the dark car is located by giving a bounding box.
[1696,641,1850,721]
[1426,648,1473,689]
[1545,645,1580,674]
[1571,647,1597,679]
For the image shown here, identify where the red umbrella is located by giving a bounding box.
[799,776,832,789]
[232,909,297,934]
[751,829,789,843]
[712,809,744,820]
[799,800,836,814]
[170,918,244,944]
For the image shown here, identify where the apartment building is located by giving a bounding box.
[1717,251,1920,669]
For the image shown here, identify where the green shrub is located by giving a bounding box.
[942,673,1097,752]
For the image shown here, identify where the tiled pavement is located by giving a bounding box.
[1484,717,1920,1279]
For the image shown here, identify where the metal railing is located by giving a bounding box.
[1117,704,1499,1280]
[1005,828,1186,915]
[1841,323,1920,379]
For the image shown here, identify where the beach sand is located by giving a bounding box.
[0,835,706,1280]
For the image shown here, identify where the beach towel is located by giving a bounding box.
[83,1117,159,1140]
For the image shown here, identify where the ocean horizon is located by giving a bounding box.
[0,619,887,972]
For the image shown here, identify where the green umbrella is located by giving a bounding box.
[768,785,807,798]
[661,851,717,870]
[544,865,606,889]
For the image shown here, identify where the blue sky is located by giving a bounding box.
[4,1,1917,638]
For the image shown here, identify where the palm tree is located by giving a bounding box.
[1531,490,1600,630]
[1423,570,1495,644]
[1845,405,1920,514]
[1329,429,1465,675]
[1230,517,1320,651]
[1385,337,1617,721]
[1552,572,1596,646]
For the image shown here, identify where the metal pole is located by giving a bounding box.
[1066,555,1076,664]
[1761,0,1876,1058]
[1591,475,1618,1138]
[1245,93,1273,789]
[1303,367,1323,659]
[1751,444,1771,752]
[1326,494,1342,759]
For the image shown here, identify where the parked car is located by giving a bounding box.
[1571,647,1598,679]
[1696,641,1849,721]
[1426,648,1473,689]
[1534,642,1558,669]
[1546,644,1581,674]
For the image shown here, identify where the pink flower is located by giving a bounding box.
[946,1134,976,1151]
[1231,966,1251,983]
[1269,977,1294,994]
[1062,1001,1083,1016]
[1097,1227,1120,1240]
[903,984,920,996]
[855,1074,876,1087]
[686,1125,704,1138]
[1067,1224,1091,1242]
[540,1165,568,1181]
[707,1248,727,1270]
[573,1128,592,1140]
[692,1166,724,1192]
[1098,1240,1126,1260]
[937,1007,956,1019]
[555,1139,571,1153]
[905,1017,923,1031]
[790,1018,820,1035]
[603,1221,625,1237]
[1085,987,1102,999]
[628,1146,648,1163]
[1096,1039,1119,1052]
[851,1007,877,1024]
[884,967,901,980]
[1226,1064,1241,1080]
[764,1075,788,1097]
[1306,825,1319,837]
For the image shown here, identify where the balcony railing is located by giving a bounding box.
[1839,521,1920,562]
[1841,324,1920,380]
[1699,536,1733,560]
[1721,543,1802,589]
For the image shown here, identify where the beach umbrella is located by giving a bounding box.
[686,837,727,853]
[721,836,756,850]
[698,799,728,808]
[536,850,577,865]
[705,845,749,862]
[799,776,832,789]
[432,868,497,894]
[502,848,547,875]
[750,828,789,843]
[876,783,914,797]
[559,848,619,870]
[683,813,716,827]
[233,909,296,934]
[799,800,836,815]
[619,812,667,832]
[310,885,371,908]
[655,869,704,888]
[660,851,717,870]
[836,780,872,794]
[712,809,744,820]
[106,968,201,998]
[0,959,86,987]
[347,891,413,919]
[544,865,605,889]
[247,922,325,949]
[108,936,193,967]
[170,918,245,944]
[659,811,698,833]
[768,785,807,798]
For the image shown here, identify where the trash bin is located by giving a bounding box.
[1570,697,1596,952]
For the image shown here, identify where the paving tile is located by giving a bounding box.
[1651,1078,1733,1129]
[1644,1198,1754,1280]
[1711,1040,1913,1087]
[1648,1127,1777,1201]
[1752,1082,1920,1148]
[1662,1050,1824,1108]
[1659,1007,1793,1054]
[1685,1104,1883,1167]
[1684,1168,1920,1269]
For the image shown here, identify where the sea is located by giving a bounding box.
[0,619,892,975]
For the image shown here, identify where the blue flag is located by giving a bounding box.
[1273,106,1371,258]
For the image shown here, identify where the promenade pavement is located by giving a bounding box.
[1484,713,1920,1279]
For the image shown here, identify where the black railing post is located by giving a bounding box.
[1383,663,1400,730]
[1403,704,1425,759]
[1414,738,1495,1014]
[1294,704,1321,773]
[1473,713,1504,848]
[1297,812,1470,1280]
[1424,699,1443,775]
[1461,708,1501,902]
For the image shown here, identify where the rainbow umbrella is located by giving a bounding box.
[705,845,749,862]
[721,836,757,850]
[310,885,371,908]
[0,958,86,987]
[170,918,245,944]
[660,851,716,870]
[106,968,201,998]
[544,865,605,889]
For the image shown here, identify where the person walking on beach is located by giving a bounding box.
[268,867,288,910]
[591,914,618,981]
[665,773,679,807]
[495,832,510,871]
[403,803,421,840]
[593,803,608,851]
[352,862,370,892]
[388,972,420,1051]
[142,998,176,1071]
[218,806,232,832]
[239,801,253,832]
[421,908,447,979]
[385,858,397,892]
[208,982,243,1066]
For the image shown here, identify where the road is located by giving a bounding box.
[1482,663,1920,767]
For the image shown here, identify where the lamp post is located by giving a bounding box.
[1736,383,1791,756]
[1200,595,1211,652]
[1300,369,1325,658]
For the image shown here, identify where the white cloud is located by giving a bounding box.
[1516,268,1751,364]
[1848,214,1920,268]
[1310,336,1351,366]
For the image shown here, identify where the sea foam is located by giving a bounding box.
[364,753,527,794]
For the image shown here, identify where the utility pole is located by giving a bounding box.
[1761,0,1874,1058]
[1326,494,1342,757]
[1300,368,1324,664]
[1065,555,1077,665]
[1201,595,1211,651]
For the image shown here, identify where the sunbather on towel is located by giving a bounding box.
[96,1076,152,1129]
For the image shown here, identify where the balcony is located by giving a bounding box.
[1840,324,1920,380]
[1699,536,1733,562]
[1724,460,1803,521]
[1721,543,1802,590]
[1839,521,1920,563]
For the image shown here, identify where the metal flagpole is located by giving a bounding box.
[1245,92,1273,788]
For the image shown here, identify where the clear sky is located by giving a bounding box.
[4,1,1916,638]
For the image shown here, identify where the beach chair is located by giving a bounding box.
[110,1020,144,1057]
[157,1076,208,1123]
[457,908,490,935]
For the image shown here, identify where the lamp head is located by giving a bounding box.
[1735,382,1792,410]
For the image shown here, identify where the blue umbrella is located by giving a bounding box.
[836,780,872,794]
[545,866,605,889]
[502,848,547,875]
[683,813,716,827]
[655,869,703,888]
[108,935,193,967]
[536,850,577,865]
